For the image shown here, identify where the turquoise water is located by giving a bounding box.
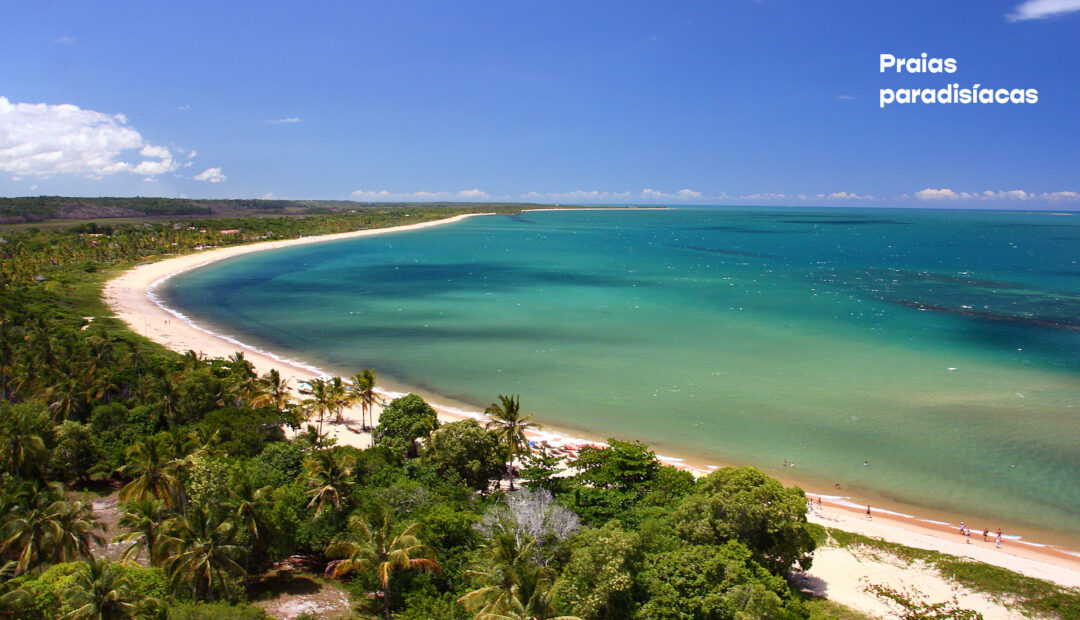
[163,208,1080,537]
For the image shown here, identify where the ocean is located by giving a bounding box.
[161,207,1080,540]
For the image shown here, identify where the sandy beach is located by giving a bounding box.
[103,211,1080,612]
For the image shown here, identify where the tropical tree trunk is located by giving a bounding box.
[508,445,516,491]
[383,581,391,620]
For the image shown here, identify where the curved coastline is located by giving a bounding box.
[103,210,1080,587]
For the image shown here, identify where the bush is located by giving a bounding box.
[192,407,286,457]
[422,419,504,491]
[635,542,807,620]
[671,466,816,573]
[7,561,165,619]
[252,440,308,487]
[373,394,439,458]
[559,522,642,619]
[49,420,104,483]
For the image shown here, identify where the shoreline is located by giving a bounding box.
[103,210,1080,589]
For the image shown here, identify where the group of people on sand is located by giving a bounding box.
[781,460,1006,550]
[959,521,1004,548]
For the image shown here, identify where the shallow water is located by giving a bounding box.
[163,208,1080,536]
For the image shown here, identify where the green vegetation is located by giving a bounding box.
[0,196,551,226]
[0,196,1065,619]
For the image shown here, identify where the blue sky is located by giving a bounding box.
[1,1,1078,207]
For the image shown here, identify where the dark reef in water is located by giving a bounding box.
[890,299,1080,331]
[664,244,780,259]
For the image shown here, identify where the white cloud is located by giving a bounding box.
[736,191,874,203]
[261,192,274,199]
[916,187,1079,202]
[520,190,633,203]
[915,188,961,200]
[350,188,492,201]
[518,188,704,204]
[1007,0,1080,21]
[54,35,76,45]
[194,167,226,183]
[837,95,856,100]
[827,191,874,200]
[740,193,790,201]
[1044,190,1080,201]
[641,188,705,201]
[0,96,181,179]
[266,117,300,124]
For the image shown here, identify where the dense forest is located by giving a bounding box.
[4,197,1054,619]
[0,196,551,225]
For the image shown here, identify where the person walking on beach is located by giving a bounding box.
[866,505,872,520]
[959,521,966,535]
[983,528,989,542]
[966,530,972,544]
[996,532,1002,548]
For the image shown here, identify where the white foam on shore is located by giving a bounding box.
[813,494,1047,546]
[147,268,331,379]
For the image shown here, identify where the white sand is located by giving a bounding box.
[102,211,1080,608]
[800,546,1028,619]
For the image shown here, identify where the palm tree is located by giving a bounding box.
[230,472,274,577]
[458,535,578,620]
[121,341,150,381]
[179,350,204,372]
[0,560,29,613]
[328,376,349,424]
[300,378,334,436]
[114,498,167,566]
[0,408,49,480]
[251,369,294,415]
[45,369,86,422]
[348,369,382,431]
[61,559,144,620]
[224,352,257,407]
[147,372,181,429]
[485,395,539,491]
[86,366,120,407]
[117,436,181,509]
[303,450,356,526]
[51,499,106,565]
[326,504,441,620]
[0,326,17,401]
[0,491,62,575]
[1,491,103,575]
[158,507,245,601]
[187,428,221,458]
[10,349,40,399]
